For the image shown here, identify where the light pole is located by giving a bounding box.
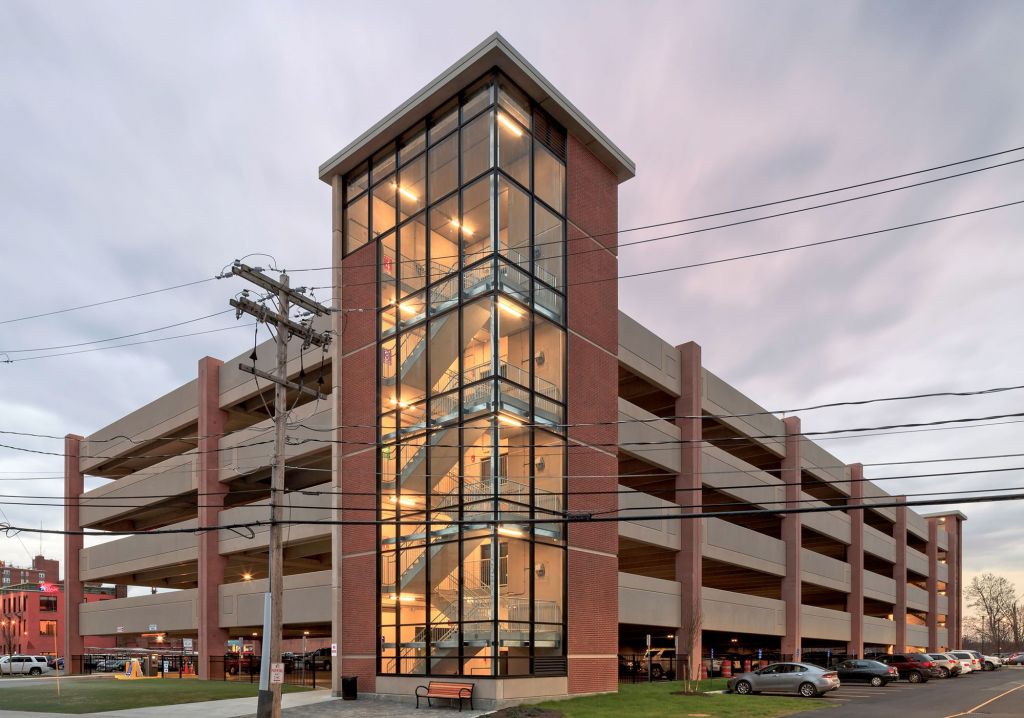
[980,615,986,654]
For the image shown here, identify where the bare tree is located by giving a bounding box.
[965,573,1017,654]
[1008,598,1024,651]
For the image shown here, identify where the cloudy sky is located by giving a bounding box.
[1,1,1022,606]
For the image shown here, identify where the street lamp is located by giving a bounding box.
[980,615,987,654]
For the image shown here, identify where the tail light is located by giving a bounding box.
[922,661,933,668]
[824,672,837,678]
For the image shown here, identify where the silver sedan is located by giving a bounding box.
[727,662,841,698]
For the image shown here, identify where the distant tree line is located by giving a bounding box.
[961,573,1023,653]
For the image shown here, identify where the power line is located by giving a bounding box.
[0,310,234,354]
[4,381,1022,445]
[0,277,221,326]
[2,411,1024,464]
[1,490,1020,537]
[0,323,257,363]
[2,464,1023,509]
[5,144,1020,328]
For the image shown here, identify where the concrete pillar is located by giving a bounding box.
[780,417,802,659]
[63,434,85,666]
[893,500,908,652]
[846,463,864,658]
[329,174,343,696]
[945,517,963,647]
[926,519,939,650]
[197,356,229,679]
[675,342,703,679]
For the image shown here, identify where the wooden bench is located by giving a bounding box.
[415,681,475,711]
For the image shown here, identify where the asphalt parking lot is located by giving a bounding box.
[787,667,1024,718]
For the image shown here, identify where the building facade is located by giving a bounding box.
[0,556,59,588]
[1,582,116,656]
[62,35,964,706]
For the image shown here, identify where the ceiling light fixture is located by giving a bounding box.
[497,113,523,137]
[391,182,418,202]
[497,525,524,538]
[497,413,524,427]
[497,298,524,317]
[449,218,474,236]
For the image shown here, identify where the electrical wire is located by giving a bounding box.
[0,490,1018,537]
[4,144,1021,326]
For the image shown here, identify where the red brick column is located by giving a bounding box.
[197,356,228,679]
[846,463,864,658]
[674,342,702,678]
[339,239,378,693]
[330,174,345,696]
[565,135,619,695]
[893,500,908,651]
[945,517,963,647]
[63,434,85,666]
[780,417,802,659]
[926,519,939,650]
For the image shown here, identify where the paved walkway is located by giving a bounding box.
[0,689,490,718]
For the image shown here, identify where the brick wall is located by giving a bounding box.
[565,136,620,693]
[340,242,378,692]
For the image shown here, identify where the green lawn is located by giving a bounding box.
[527,680,832,718]
[0,678,309,714]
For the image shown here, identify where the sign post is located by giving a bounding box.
[646,634,652,684]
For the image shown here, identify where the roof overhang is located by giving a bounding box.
[921,510,968,522]
[318,32,635,186]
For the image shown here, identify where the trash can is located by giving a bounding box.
[341,675,357,700]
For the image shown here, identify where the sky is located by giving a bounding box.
[1,1,1022,609]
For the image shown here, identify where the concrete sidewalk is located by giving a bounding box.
[0,689,335,718]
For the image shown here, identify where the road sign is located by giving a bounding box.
[757,648,763,660]
[183,638,193,651]
[116,626,124,634]
[270,663,284,684]
[148,624,158,631]
[330,643,338,657]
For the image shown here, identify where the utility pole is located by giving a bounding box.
[229,262,331,718]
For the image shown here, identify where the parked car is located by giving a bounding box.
[873,653,935,683]
[835,659,898,686]
[950,651,981,673]
[1006,652,1024,666]
[0,655,54,676]
[728,662,840,698]
[640,648,677,680]
[303,647,332,672]
[617,654,636,676]
[979,652,1003,670]
[926,653,962,678]
[46,656,64,672]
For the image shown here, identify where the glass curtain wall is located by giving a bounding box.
[343,72,568,678]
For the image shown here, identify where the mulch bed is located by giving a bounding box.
[488,707,563,718]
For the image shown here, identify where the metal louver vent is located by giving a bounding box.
[533,655,568,676]
[533,110,567,161]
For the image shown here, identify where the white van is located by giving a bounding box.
[0,655,54,675]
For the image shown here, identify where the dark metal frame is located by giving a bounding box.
[345,70,569,679]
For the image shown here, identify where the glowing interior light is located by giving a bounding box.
[497,113,523,137]
[391,182,418,202]
[388,495,417,507]
[242,572,253,581]
[397,301,419,315]
[388,593,417,602]
[389,397,410,408]
[449,218,474,235]
[497,525,524,538]
[497,413,524,427]
[497,298,525,317]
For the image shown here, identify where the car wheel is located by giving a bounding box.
[984,662,994,671]
[870,676,884,687]
[651,665,663,680]
[799,682,819,698]
[734,680,753,695]
[907,671,923,683]
[940,667,950,678]
[29,668,42,676]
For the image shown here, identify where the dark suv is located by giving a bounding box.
[874,653,936,683]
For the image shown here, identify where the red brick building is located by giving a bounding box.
[1,582,117,657]
[0,556,59,589]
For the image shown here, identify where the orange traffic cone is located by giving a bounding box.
[700,660,709,679]
[722,660,732,678]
